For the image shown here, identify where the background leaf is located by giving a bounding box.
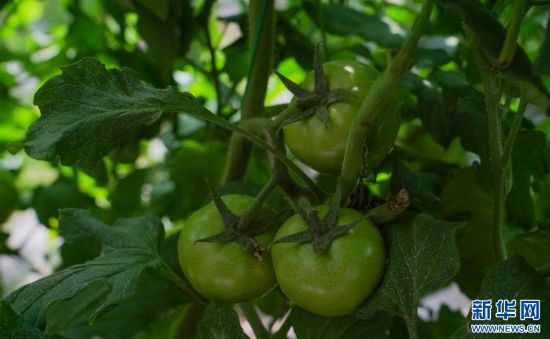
[6,209,166,327]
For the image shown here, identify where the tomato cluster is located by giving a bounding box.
[178,195,385,315]
[178,61,388,316]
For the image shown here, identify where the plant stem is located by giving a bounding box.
[158,265,208,305]
[224,0,275,182]
[339,0,435,200]
[238,174,279,231]
[469,28,507,262]
[240,303,270,339]
[501,97,527,168]
[497,0,528,68]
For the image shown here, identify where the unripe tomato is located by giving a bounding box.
[271,206,385,316]
[283,60,380,174]
[178,195,276,303]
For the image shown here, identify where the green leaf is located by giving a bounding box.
[506,131,546,231]
[0,301,62,339]
[535,12,550,76]
[437,166,495,297]
[25,57,209,173]
[438,0,550,111]
[452,256,550,338]
[6,209,166,327]
[304,2,403,47]
[507,224,550,270]
[196,303,247,339]
[356,214,463,334]
[290,307,392,339]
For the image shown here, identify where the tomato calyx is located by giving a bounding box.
[195,182,278,261]
[274,181,366,253]
[275,44,351,132]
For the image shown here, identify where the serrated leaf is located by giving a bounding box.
[356,214,463,335]
[196,303,247,339]
[290,307,392,339]
[6,209,166,328]
[25,57,209,173]
[438,0,550,111]
[0,301,63,339]
[506,131,546,231]
[451,256,550,338]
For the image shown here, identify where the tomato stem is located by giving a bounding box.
[339,0,435,201]
[224,0,276,182]
[497,0,528,68]
[501,97,528,169]
[469,28,507,263]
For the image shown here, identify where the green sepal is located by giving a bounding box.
[197,181,269,261]
[205,180,239,228]
[276,44,352,131]
[276,178,366,252]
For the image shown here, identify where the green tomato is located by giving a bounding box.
[283,60,380,174]
[272,206,385,316]
[178,195,276,303]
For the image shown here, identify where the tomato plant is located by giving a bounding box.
[272,206,385,316]
[1,0,550,338]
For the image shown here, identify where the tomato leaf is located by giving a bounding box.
[290,307,393,339]
[0,301,62,339]
[196,303,247,339]
[451,256,550,338]
[6,209,166,328]
[25,57,209,173]
[356,214,463,331]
